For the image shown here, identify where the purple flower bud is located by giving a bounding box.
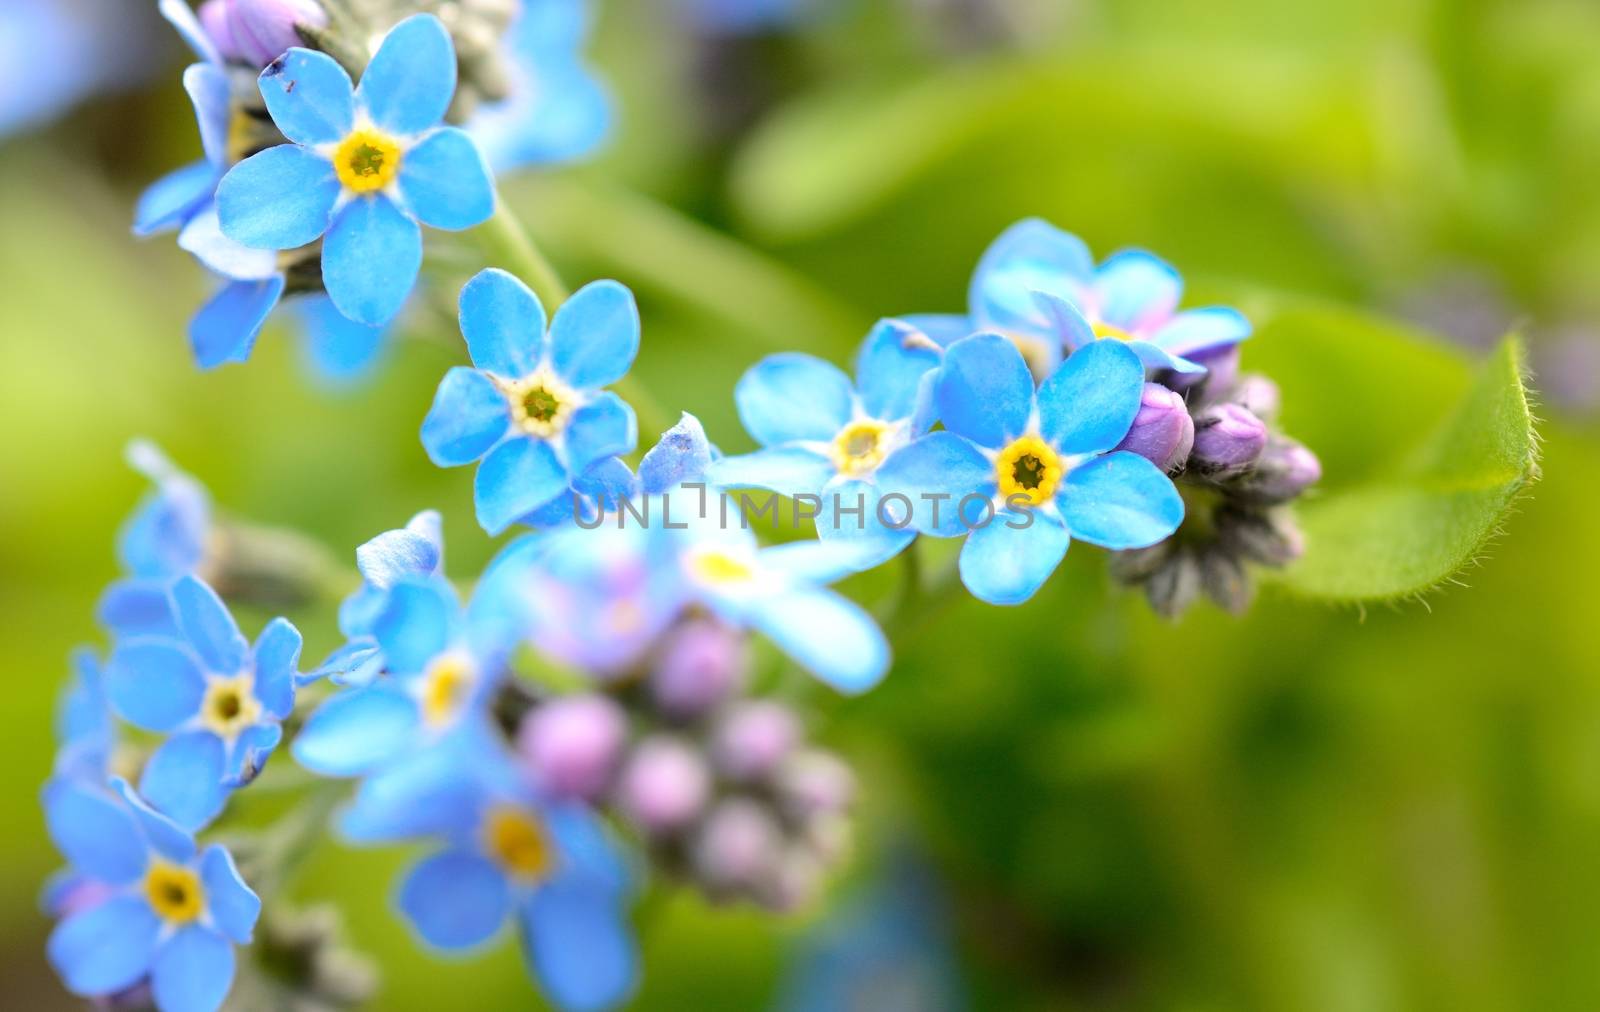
[1114,383,1195,473]
[1230,374,1280,421]
[517,695,627,801]
[650,620,748,719]
[1189,403,1268,476]
[712,702,800,782]
[691,799,780,891]
[616,736,711,834]
[1235,438,1322,503]
[775,749,856,820]
[204,0,327,67]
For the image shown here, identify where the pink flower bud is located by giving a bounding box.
[517,695,627,801]
[204,0,327,67]
[1114,383,1194,473]
[650,620,747,719]
[1190,403,1267,475]
[616,737,710,834]
[712,702,800,782]
[691,799,780,891]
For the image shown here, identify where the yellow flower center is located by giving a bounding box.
[145,862,204,924]
[505,371,577,438]
[484,806,553,879]
[200,674,261,740]
[420,654,475,729]
[334,128,403,193]
[686,549,754,587]
[996,435,1064,506]
[1092,320,1134,341]
[832,419,892,477]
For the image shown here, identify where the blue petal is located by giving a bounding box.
[159,0,222,65]
[227,723,283,785]
[1125,339,1207,375]
[545,806,631,898]
[896,313,973,348]
[854,319,942,423]
[106,640,205,732]
[746,588,889,694]
[1150,306,1251,357]
[735,353,855,447]
[707,447,836,498]
[874,432,994,538]
[292,686,420,776]
[217,145,340,249]
[179,206,282,280]
[1036,339,1144,456]
[57,648,110,752]
[173,576,248,673]
[475,437,570,535]
[469,50,611,171]
[258,48,354,146]
[48,896,160,998]
[313,641,384,687]
[1057,451,1184,550]
[97,580,179,639]
[638,413,716,494]
[139,732,228,832]
[814,478,917,567]
[252,618,301,719]
[112,778,197,863]
[337,736,489,842]
[151,925,235,1012]
[936,334,1034,449]
[373,580,455,675]
[958,510,1070,605]
[761,534,903,585]
[398,849,511,950]
[521,874,637,1012]
[297,295,390,384]
[1093,249,1182,330]
[134,161,216,236]
[200,846,260,944]
[322,196,422,326]
[356,515,443,589]
[184,63,232,167]
[1032,290,1097,352]
[42,780,145,885]
[190,277,284,370]
[548,280,640,390]
[460,268,546,377]
[970,218,1092,335]
[398,127,494,231]
[422,367,512,467]
[564,392,637,475]
[358,14,457,135]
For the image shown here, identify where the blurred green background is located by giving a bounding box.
[3,0,1599,1008]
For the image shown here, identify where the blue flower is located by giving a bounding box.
[55,648,114,783]
[97,442,213,640]
[910,218,1251,377]
[293,577,506,777]
[466,0,613,172]
[876,335,1184,605]
[707,319,941,566]
[105,576,301,829]
[217,14,496,326]
[335,733,637,1011]
[43,777,259,1012]
[422,269,641,535]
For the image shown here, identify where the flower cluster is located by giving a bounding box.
[44,4,1324,1004]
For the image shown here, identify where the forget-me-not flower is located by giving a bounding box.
[877,335,1184,605]
[54,648,114,783]
[910,218,1251,377]
[105,576,301,829]
[43,777,259,1012]
[422,268,641,535]
[708,319,941,564]
[97,441,212,640]
[217,14,495,326]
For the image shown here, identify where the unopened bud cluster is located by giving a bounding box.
[1111,347,1321,616]
[514,618,856,911]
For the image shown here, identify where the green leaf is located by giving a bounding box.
[1239,299,1539,601]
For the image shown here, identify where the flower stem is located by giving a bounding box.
[475,200,674,441]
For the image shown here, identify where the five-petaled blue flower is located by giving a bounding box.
[293,576,504,777]
[97,441,212,640]
[877,336,1184,605]
[217,14,495,326]
[43,777,260,1012]
[910,218,1250,377]
[707,319,941,566]
[333,731,637,1011]
[422,268,641,535]
[105,576,301,830]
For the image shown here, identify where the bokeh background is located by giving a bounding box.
[3,0,1599,1008]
